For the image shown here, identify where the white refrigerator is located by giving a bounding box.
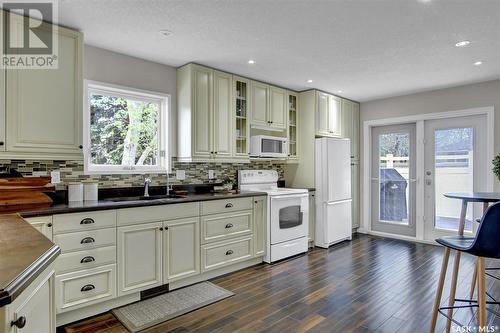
[315,138,352,248]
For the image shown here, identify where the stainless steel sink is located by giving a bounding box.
[105,194,186,202]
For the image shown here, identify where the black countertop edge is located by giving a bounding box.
[0,244,61,307]
[20,191,268,218]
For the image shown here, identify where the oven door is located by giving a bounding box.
[270,194,309,244]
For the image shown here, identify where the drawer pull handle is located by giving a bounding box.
[11,316,26,329]
[225,223,233,229]
[81,284,95,292]
[81,237,95,244]
[80,256,95,263]
[80,218,95,225]
[226,250,234,255]
[225,203,233,208]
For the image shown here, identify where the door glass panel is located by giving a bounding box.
[279,206,302,229]
[434,128,473,231]
[262,139,282,153]
[378,132,410,225]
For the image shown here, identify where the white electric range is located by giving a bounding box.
[238,170,309,263]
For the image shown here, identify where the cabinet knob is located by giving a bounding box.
[225,203,233,208]
[225,250,234,256]
[80,284,95,292]
[47,223,52,227]
[225,223,233,229]
[80,237,95,244]
[79,145,83,149]
[0,141,4,146]
[80,256,95,263]
[11,316,26,329]
[159,227,164,231]
[80,218,95,225]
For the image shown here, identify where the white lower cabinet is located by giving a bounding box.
[55,264,116,313]
[253,196,266,256]
[117,222,163,296]
[1,265,55,333]
[308,192,316,245]
[163,217,200,283]
[24,216,53,241]
[201,236,253,272]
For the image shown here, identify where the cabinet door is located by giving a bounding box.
[8,269,55,333]
[192,65,213,158]
[117,222,163,296]
[163,217,200,283]
[351,161,360,228]
[269,86,286,129]
[308,192,315,244]
[341,99,354,157]
[328,95,342,137]
[351,102,360,160]
[316,92,330,136]
[253,196,267,257]
[0,67,5,152]
[250,81,269,127]
[25,216,53,241]
[5,27,83,157]
[213,71,233,158]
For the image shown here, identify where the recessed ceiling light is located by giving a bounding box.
[474,61,483,66]
[455,40,471,47]
[159,30,173,37]
[306,79,313,83]
[337,90,343,93]
[248,60,255,64]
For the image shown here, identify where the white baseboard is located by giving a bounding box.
[360,229,439,246]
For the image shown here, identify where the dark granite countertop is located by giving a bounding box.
[20,191,268,217]
[0,214,60,307]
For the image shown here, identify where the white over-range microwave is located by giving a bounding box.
[250,135,288,158]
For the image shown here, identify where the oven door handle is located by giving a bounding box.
[270,194,308,200]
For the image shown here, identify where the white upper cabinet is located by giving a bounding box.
[192,65,213,159]
[328,95,342,137]
[0,67,5,152]
[177,64,234,162]
[269,86,286,130]
[4,25,83,159]
[213,70,233,158]
[315,91,342,138]
[341,99,360,160]
[316,92,330,136]
[250,81,269,127]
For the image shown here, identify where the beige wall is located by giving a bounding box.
[83,45,178,155]
[360,79,500,227]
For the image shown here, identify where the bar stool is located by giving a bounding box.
[430,202,500,333]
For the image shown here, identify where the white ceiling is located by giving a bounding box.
[58,0,500,102]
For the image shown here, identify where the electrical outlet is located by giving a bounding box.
[208,170,215,179]
[176,170,185,180]
[50,170,61,184]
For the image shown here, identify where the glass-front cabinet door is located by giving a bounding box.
[234,76,250,160]
[287,92,298,160]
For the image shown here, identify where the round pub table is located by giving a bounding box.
[441,192,500,332]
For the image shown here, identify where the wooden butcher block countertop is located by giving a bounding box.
[0,214,60,307]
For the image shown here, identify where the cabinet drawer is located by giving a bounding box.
[54,228,116,253]
[117,202,199,226]
[201,210,253,244]
[55,246,116,274]
[201,197,253,215]
[201,236,253,272]
[55,264,116,313]
[53,210,116,234]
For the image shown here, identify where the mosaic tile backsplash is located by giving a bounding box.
[0,158,285,190]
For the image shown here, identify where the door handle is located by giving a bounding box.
[425,179,432,186]
[81,284,95,292]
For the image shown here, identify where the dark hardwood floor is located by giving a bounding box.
[62,234,500,333]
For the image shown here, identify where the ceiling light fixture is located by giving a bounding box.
[337,90,343,93]
[474,61,483,66]
[248,60,255,64]
[307,79,313,83]
[159,30,173,37]
[455,40,471,47]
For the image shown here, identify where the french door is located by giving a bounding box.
[423,115,487,240]
[371,124,417,237]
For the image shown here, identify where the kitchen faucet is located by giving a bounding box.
[143,176,151,197]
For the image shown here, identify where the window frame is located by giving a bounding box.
[83,80,170,175]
